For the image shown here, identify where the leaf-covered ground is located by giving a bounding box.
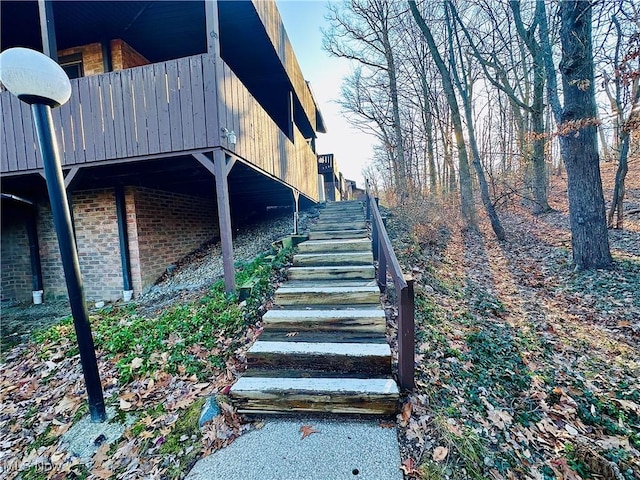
[0,249,291,479]
[2,161,639,480]
[390,160,640,479]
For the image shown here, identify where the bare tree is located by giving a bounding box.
[557,0,612,269]
[408,0,477,229]
[602,9,640,228]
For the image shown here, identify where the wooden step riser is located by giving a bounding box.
[316,215,364,222]
[242,368,390,379]
[230,378,398,416]
[288,267,375,281]
[293,253,373,266]
[246,353,391,375]
[298,241,371,254]
[308,231,368,240]
[263,307,384,327]
[311,223,367,231]
[262,316,385,333]
[258,329,386,343]
[275,291,380,305]
[233,396,397,416]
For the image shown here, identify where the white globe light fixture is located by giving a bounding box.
[0,47,71,107]
[0,47,106,422]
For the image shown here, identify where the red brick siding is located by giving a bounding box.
[131,187,219,291]
[1,187,218,302]
[0,217,32,302]
[111,39,150,70]
[58,43,104,76]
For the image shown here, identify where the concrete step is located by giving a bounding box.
[297,238,371,254]
[262,307,385,333]
[274,284,380,305]
[288,265,375,281]
[311,221,367,231]
[246,341,392,375]
[229,377,399,415]
[308,230,368,240]
[293,252,373,267]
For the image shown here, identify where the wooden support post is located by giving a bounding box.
[377,236,387,292]
[38,0,58,60]
[398,278,415,391]
[287,90,295,140]
[204,0,221,56]
[292,190,300,235]
[213,149,236,294]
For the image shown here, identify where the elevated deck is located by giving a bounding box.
[1,53,319,201]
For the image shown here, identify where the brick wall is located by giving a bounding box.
[111,39,149,70]
[57,39,149,78]
[58,42,104,76]
[1,187,218,303]
[0,214,32,302]
[130,187,219,291]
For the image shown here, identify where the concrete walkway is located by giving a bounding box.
[185,417,402,480]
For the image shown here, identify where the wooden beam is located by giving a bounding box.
[193,152,216,176]
[214,149,235,294]
[204,0,221,56]
[38,0,58,61]
[63,166,80,189]
[292,189,300,234]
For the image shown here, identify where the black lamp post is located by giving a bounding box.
[0,47,106,422]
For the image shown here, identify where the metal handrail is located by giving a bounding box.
[365,180,415,391]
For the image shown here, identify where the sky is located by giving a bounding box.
[275,0,375,188]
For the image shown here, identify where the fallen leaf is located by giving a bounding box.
[379,420,395,428]
[286,332,299,337]
[300,425,318,439]
[433,446,448,462]
[119,398,132,410]
[399,457,418,475]
[130,357,143,370]
[401,401,412,423]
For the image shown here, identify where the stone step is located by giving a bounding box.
[274,285,380,305]
[297,238,371,254]
[311,221,367,231]
[308,230,368,240]
[257,329,386,343]
[229,377,399,415]
[288,265,375,281]
[246,341,392,375]
[262,307,386,333]
[293,252,373,266]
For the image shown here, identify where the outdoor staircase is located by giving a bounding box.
[229,201,399,416]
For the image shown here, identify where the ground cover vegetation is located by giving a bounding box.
[0,245,292,479]
[389,162,639,479]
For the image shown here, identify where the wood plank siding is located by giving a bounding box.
[251,0,316,131]
[0,54,319,201]
[216,61,318,200]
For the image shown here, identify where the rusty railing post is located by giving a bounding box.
[377,236,387,292]
[398,277,415,391]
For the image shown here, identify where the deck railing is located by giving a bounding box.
[1,54,319,201]
[365,181,415,391]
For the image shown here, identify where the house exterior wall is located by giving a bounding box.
[58,42,105,76]
[57,39,149,77]
[0,217,32,302]
[0,187,218,303]
[111,39,150,70]
[130,187,218,291]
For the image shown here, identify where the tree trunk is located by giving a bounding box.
[558,0,612,270]
[409,0,476,227]
[608,131,630,229]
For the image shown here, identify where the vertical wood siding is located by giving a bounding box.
[217,60,319,201]
[1,54,319,201]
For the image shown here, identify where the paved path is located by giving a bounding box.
[185,417,402,480]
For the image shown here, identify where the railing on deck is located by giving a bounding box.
[365,181,415,391]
